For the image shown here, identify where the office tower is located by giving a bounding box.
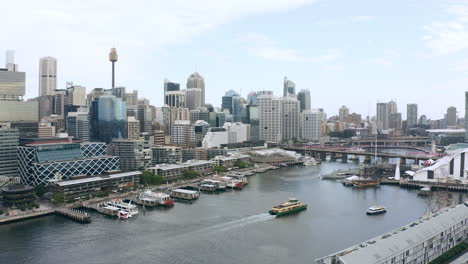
[281,96,300,140]
[39,57,57,96]
[221,90,242,122]
[171,120,195,148]
[164,79,185,108]
[389,112,402,129]
[301,109,323,141]
[66,111,90,141]
[465,92,468,142]
[53,89,66,116]
[153,130,165,145]
[137,104,153,132]
[90,95,127,143]
[186,88,202,110]
[194,120,210,145]
[216,112,226,127]
[258,92,282,142]
[283,77,296,97]
[247,105,260,141]
[247,91,258,106]
[0,124,19,177]
[187,72,205,106]
[376,102,389,130]
[5,50,18,72]
[65,85,86,106]
[38,122,56,138]
[190,108,210,124]
[108,139,146,171]
[109,48,118,88]
[446,106,457,127]
[407,104,418,127]
[125,90,138,106]
[339,106,349,122]
[127,116,140,140]
[297,89,311,112]
[388,100,398,114]
[0,66,38,138]
[18,142,119,186]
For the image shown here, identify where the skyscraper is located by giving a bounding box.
[187,72,205,106]
[186,88,202,110]
[39,57,57,96]
[5,50,18,72]
[446,106,457,127]
[407,104,418,127]
[297,89,311,112]
[283,77,296,97]
[388,100,398,114]
[281,96,300,140]
[66,110,90,141]
[222,90,242,122]
[164,79,185,108]
[339,106,349,122]
[301,109,322,141]
[376,102,389,130]
[90,95,128,143]
[258,92,282,143]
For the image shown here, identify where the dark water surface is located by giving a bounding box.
[0,162,432,264]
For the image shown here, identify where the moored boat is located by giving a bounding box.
[137,191,175,207]
[170,189,200,200]
[269,198,307,216]
[366,206,387,215]
[118,210,132,219]
[353,179,380,187]
[107,198,139,215]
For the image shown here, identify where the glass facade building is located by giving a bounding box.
[18,142,119,186]
[0,127,19,177]
[91,95,127,143]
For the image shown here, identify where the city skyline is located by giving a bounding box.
[2,0,468,119]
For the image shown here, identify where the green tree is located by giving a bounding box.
[184,170,198,179]
[34,184,47,198]
[140,171,153,185]
[214,165,226,173]
[235,160,247,169]
[53,193,65,203]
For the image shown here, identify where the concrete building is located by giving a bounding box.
[186,88,202,110]
[151,146,182,165]
[0,124,19,177]
[164,79,185,108]
[147,160,215,181]
[182,148,227,162]
[223,122,250,144]
[389,112,402,130]
[108,139,147,171]
[407,104,418,128]
[127,116,140,140]
[171,120,195,148]
[281,96,301,141]
[38,122,56,138]
[297,89,311,112]
[186,72,205,106]
[202,128,228,148]
[153,130,165,145]
[39,57,57,96]
[316,202,468,264]
[301,110,323,141]
[258,93,282,143]
[283,77,296,97]
[247,105,260,141]
[66,111,90,141]
[125,90,138,106]
[339,106,349,122]
[18,142,119,186]
[447,106,457,127]
[377,102,389,130]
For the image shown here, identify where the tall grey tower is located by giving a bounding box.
[283,77,296,97]
[297,89,310,112]
[407,104,418,127]
[187,72,205,106]
[39,57,57,96]
[109,48,118,88]
[5,50,18,71]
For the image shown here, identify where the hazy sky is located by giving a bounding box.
[2,0,468,119]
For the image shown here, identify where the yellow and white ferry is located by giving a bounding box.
[269,198,307,216]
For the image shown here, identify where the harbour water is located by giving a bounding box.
[0,161,443,264]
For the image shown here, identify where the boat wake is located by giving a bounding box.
[214,213,275,232]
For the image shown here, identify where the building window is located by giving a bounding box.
[450,158,454,175]
[428,170,434,179]
[461,153,465,177]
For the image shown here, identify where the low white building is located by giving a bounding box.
[202,128,228,148]
[411,148,468,184]
[223,122,250,144]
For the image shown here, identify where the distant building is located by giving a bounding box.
[283,77,295,97]
[151,146,182,165]
[186,88,202,110]
[338,106,349,122]
[301,110,323,141]
[171,120,195,148]
[127,116,140,140]
[39,57,57,96]
[38,122,56,138]
[90,95,127,143]
[186,72,205,106]
[281,96,300,141]
[447,106,457,127]
[297,89,311,112]
[376,102,389,130]
[221,90,242,122]
[223,122,250,144]
[147,160,214,181]
[202,128,228,148]
[258,93,282,142]
[407,103,418,127]
[153,130,165,145]
[389,112,402,130]
[247,105,260,141]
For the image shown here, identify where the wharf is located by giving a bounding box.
[0,209,55,225]
[55,208,91,223]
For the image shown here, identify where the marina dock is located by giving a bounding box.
[55,208,91,223]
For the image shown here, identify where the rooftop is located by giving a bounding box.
[53,171,141,187]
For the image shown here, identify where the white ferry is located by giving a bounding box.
[201,179,226,191]
[170,189,200,200]
[137,191,175,207]
[200,183,217,192]
[107,198,139,215]
[366,206,387,215]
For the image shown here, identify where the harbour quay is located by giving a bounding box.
[315,202,468,264]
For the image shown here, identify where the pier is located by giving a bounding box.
[55,208,91,223]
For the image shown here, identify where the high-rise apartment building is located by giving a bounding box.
[301,109,322,141]
[108,139,146,171]
[389,112,402,130]
[187,72,205,106]
[339,106,349,122]
[39,57,57,96]
[171,120,195,148]
[407,104,418,127]
[376,102,389,130]
[297,89,311,112]
[127,116,140,140]
[258,93,282,142]
[283,77,296,97]
[388,100,398,114]
[281,96,300,140]
[247,105,260,141]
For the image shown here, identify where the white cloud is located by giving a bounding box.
[0,0,318,97]
[424,4,468,54]
[368,50,400,66]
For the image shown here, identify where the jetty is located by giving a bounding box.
[55,208,91,223]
